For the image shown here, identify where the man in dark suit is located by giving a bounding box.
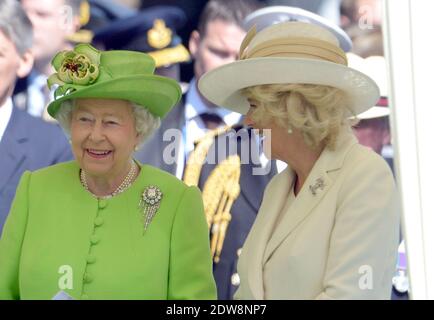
[0,0,73,234]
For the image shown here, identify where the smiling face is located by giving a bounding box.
[70,98,139,179]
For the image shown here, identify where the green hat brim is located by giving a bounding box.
[47,74,181,119]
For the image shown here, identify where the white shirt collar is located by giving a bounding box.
[0,98,13,143]
[185,78,242,126]
[28,70,47,87]
[175,79,243,180]
[27,70,53,118]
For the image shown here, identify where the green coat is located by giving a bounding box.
[0,161,217,300]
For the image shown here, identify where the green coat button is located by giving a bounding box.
[87,255,96,264]
[94,217,104,227]
[98,199,108,209]
[84,273,93,284]
[90,235,100,245]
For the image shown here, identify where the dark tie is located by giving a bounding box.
[199,112,224,130]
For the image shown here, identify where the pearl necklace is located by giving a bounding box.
[80,162,138,199]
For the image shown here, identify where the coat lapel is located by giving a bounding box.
[244,168,295,299]
[0,107,27,192]
[239,161,277,212]
[263,170,333,261]
[263,130,358,263]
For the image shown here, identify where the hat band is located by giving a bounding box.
[241,37,347,65]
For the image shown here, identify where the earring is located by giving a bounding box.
[287,127,293,135]
[134,146,139,152]
[68,139,72,144]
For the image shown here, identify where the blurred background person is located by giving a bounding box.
[134,0,261,178]
[0,0,72,235]
[266,0,342,25]
[13,0,135,121]
[129,0,262,300]
[348,54,392,168]
[340,0,382,30]
[14,0,82,121]
[340,0,384,57]
[114,0,140,9]
[68,0,137,44]
[93,5,191,83]
[348,53,408,300]
[138,0,209,82]
[354,103,391,163]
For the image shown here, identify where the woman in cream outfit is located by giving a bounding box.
[199,22,400,299]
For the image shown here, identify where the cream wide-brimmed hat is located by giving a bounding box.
[347,53,390,120]
[198,22,380,116]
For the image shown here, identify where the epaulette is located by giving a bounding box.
[66,1,93,44]
[203,155,241,263]
[183,125,232,187]
[183,124,243,264]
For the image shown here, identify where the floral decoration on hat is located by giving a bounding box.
[47,44,101,98]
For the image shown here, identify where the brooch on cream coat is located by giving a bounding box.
[309,177,326,196]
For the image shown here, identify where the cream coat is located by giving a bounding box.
[235,131,400,299]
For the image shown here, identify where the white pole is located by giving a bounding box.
[383,0,434,299]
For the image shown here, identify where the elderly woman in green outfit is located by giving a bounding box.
[0,44,217,300]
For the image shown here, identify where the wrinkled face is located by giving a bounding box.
[244,99,294,161]
[70,98,140,179]
[0,31,32,105]
[190,19,246,80]
[22,0,76,67]
[353,118,390,154]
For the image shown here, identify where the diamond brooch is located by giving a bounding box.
[140,185,163,233]
[309,178,326,196]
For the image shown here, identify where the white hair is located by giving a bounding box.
[55,99,161,147]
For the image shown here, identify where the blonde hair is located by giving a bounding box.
[243,84,356,150]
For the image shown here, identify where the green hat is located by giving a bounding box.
[46,43,181,118]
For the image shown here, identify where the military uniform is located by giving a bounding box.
[195,125,277,299]
[92,5,191,81]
